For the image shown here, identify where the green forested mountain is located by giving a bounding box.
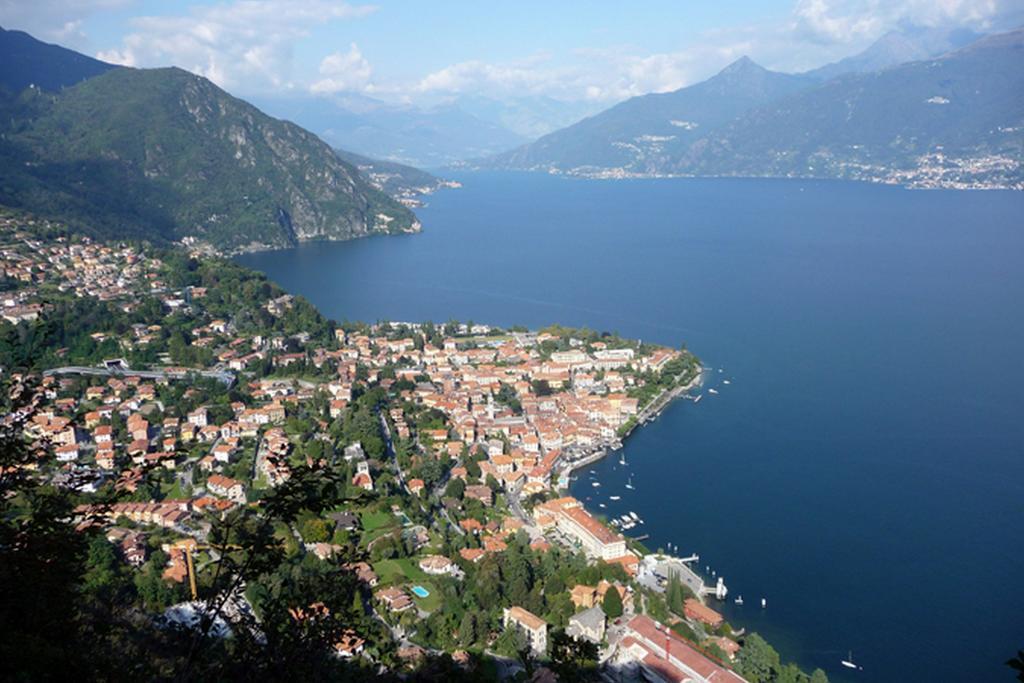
[484,56,812,173]
[482,28,1023,188]
[334,148,447,197]
[673,28,1024,186]
[0,37,418,252]
[0,26,117,93]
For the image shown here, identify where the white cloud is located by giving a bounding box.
[791,0,1018,45]
[95,1,377,92]
[409,40,757,105]
[310,43,373,94]
[0,0,133,49]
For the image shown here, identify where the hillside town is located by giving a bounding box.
[0,212,824,682]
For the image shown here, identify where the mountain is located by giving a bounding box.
[252,93,526,168]
[451,94,605,140]
[334,148,458,204]
[0,25,117,93]
[481,57,813,173]
[0,63,418,253]
[805,25,983,81]
[674,28,1024,187]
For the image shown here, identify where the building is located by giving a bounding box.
[206,473,246,504]
[534,496,626,560]
[615,615,746,683]
[419,554,456,576]
[684,598,724,628]
[503,606,548,656]
[567,605,606,643]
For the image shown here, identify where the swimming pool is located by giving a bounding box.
[411,585,429,598]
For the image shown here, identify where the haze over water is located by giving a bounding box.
[238,171,1024,682]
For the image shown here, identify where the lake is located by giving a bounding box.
[238,171,1024,682]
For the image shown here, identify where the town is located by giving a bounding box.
[0,211,824,683]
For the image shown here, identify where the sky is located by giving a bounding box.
[1,0,1021,107]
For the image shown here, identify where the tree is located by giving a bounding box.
[734,633,782,683]
[548,629,599,682]
[446,477,465,500]
[458,611,479,647]
[602,585,623,619]
[1008,651,1024,683]
[809,669,830,683]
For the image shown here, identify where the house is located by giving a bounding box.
[55,443,80,462]
[376,586,414,612]
[503,606,548,656]
[567,605,606,643]
[459,547,485,563]
[418,554,455,576]
[408,478,425,495]
[465,484,493,506]
[683,598,724,628]
[328,511,360,531]
[352,471,373,491]
[570,584,598,609]
[206,473,246,504]
[345,561,379,587]
[334,630,365,659]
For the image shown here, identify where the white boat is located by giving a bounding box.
[723,380,731,385]
[619,452,626,465]
[718,368,723,373]
[620,515,632,524]
[628,512,639,521]
[599,503,606,508]
[693,394,702,403]
[591,481,601,487]
[840,652,862,671]
[609,495,621,501]
[709,388,719,395]
[625,476,635,490]
[761,598,767,608]
[734,596,744,605]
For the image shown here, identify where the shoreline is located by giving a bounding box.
[556,367,705,483]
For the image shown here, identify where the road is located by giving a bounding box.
[43,365,235,386]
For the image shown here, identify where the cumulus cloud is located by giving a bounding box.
[792,0,1019,45]
[0,0,132,49]
[410,40,757,104]
[310,43,373,94]
[95,1,376,92]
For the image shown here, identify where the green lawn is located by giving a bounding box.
[372,558,442,612]
[360,509,395,532]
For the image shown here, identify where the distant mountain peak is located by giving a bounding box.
[719,56,765,75]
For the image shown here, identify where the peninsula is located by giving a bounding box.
[0,209,825,683]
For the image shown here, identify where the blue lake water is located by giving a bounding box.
[238,172,1024,682]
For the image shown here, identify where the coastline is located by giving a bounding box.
[556,367,705,483]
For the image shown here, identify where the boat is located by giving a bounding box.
[840,652,862,671]
[723,380,731,385]
[620,515,632,524]
[591,481,601,487]
[609,495,621,501]
[599,503,606,508]
[625,476,635,490]
[619,451,626,465]
[761,598,767,608]
[693,394,702,403]
[629,512,639,521]
[709,388,719,395]
[734,596,744,605]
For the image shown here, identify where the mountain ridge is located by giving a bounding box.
[478,28,1023,189]
[0,31,421,253]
